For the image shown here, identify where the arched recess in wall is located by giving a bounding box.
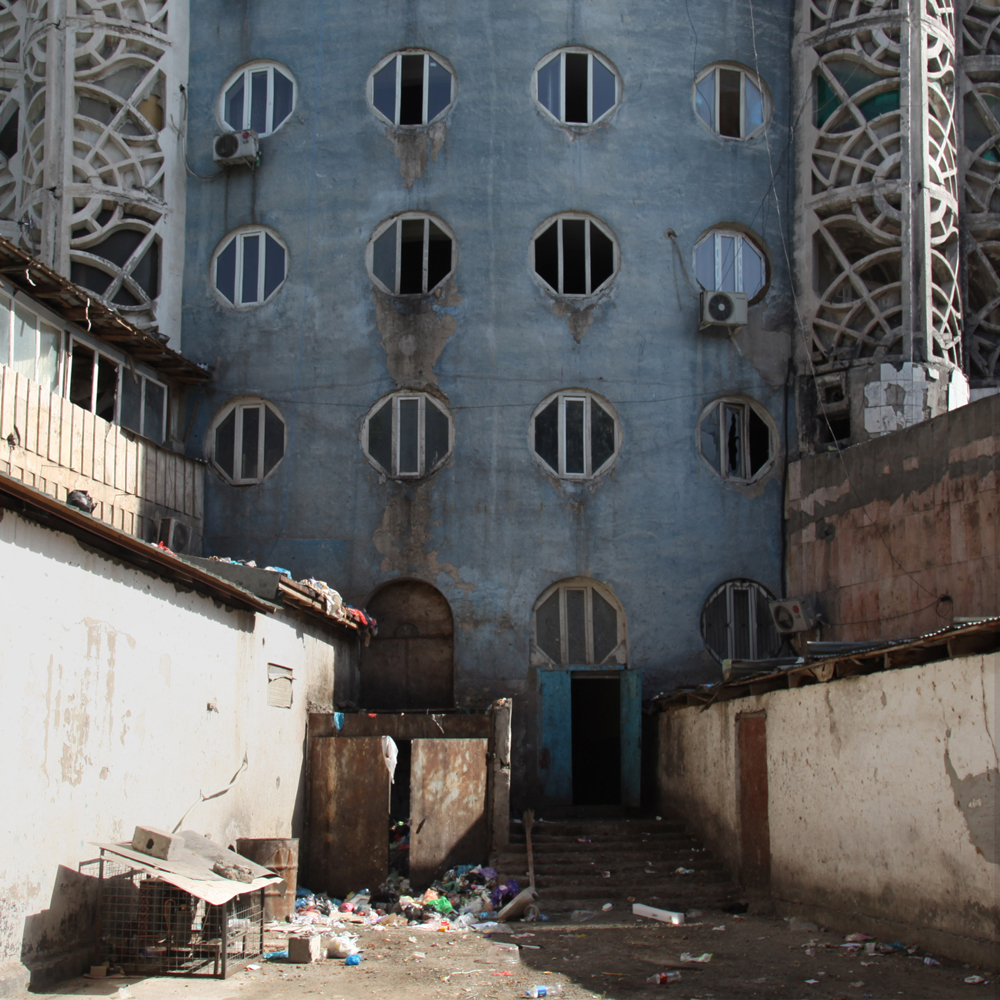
[361,579,454,710]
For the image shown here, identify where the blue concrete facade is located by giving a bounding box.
[180,0,795,803]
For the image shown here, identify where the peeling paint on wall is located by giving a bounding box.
[945,749,998,865]
[386,122,447,188]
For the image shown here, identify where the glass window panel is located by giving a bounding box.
[718,68,742,137]
[372,224,397,292]
[367,399,392,472]
[224,77,245,130]
[250,71,268,133]
[240,405,260,480]
[562,218,586,294]
[748,407,770,477]
[744,75,764,133]
[719,234,737,292]
[94,354,117,423]
[564,53,589,123]
[37,323,59,393]
[12,303,35,379]
[272,69,294,129]
[741,239,765,297]
[216,238,237,303]
[565,589,587,663]
[119,370,142,433]
[427,58,451,120]
[399,218,424,294]
[695,238,715,289]
[0,294,9,366]
[398,397,420,473]
[241,234,260,304]
[424,400,449,470]
[591,590,618,663]
[696,73,715,130]
[399,54,424,125]
[534,398,559,471]
[590,399,615,472]
[215,409,236,479]
[732,588,752,659]
[426,221,452,290]
[755,588,779,658]
[592,58,615,120]
[815,74,839,128]
[589,223,614,291]
[263,234,286,299]
[700,407,721,473]
[143,379,166,444]
[263,404,284,474]
[537,55,561,118]
[533,221,559,291]
[724,403,743,478]
[703,589,728,661]
[69,343,95,410]
[564,398,585,474]
[373,59,397,121]
[536,591,562,664]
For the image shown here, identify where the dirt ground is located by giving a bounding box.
[28,908,996,1000]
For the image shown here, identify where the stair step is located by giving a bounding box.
[511,819,685,836]
[493,853,722,872]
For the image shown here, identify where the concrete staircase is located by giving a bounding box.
[493,817,741,917]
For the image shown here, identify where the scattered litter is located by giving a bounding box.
[344,953,361,966]
[265,950,289,961]
[602,903,613,912]
[674,867,695,875]
[679,952,712,963]
[525,986,562,997]
[245,964,261,971]
[520,944,541,949]
[924,957,941,966]
[849,981,864,988]
[647,971,682,984]
[806,980,820,985]
[571,909,597,923]
[633,903,685,925]
[411,952,426,959]
[686,910,703,919]
[512,933,536,938]
[861,961,875,967]
[712,925,726,931]
[845,932,874,943]
[805,948,816,957]
[576,837,592,843]
[965,975,987,984]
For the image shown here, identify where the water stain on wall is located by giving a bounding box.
[945,748,998,865]
[386,122,447,188]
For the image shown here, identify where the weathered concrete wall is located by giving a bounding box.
[658,655,999,965]
[787,391,1000,642]
[0,509,352,994]
[179,0,795,802]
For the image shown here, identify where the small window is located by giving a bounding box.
[209,398,286,485]
[363,391,453,479]
[535,47,620,126]
[701,579,780,663]
[219,62,296,137]
[698,397,775,484]
[267,664,293,709]
[531,389,619,480]
[531,213,618,298]
[212,227,287,306]
[368,214,455,296]
[370,50,455,126]
[694,64,767,139]
[694,229,767,301]
[533,579,625,666]
[0,293,63,394]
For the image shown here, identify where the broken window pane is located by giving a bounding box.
[536,591,562,663]
[372,224,397,292]
[425,399,449,470]
[591,399,615,472]
[70,343,95,410]
[215,409,236,479]
[564,53,589,123]
[537,55,561,118]
[399,218,425,294]
[731,587,752,659]
[724,403,743,478]
[373,59,396,120]
[564,398,585,474]
[534,398,559,471]
[698,65,766,138]
[427,222,452,291]
[225,77,244,129]
[144,379,166,445]
[701,399,772,482]
[427,58,451,120]
[744,75,764,133]
[590,223,614,291]
[398,397,420,474]
[250,70,268,133]
[592,58,616,120]
[241,405,260,480]
[533,221,559,292]
[119,370,141,434]
[263,403,284,474]
[273,69,295,129]
[241,233,260,303]
[566,589,587,663]
[216,238,237,303]
[562,218,587,294]
[696,73,715,130]
[94,354,118,423]
[748,407,770,477]
[718,68,742,137]
[591,590,618,663]
[367,399,392,472]
[399,54,424,125]
[700,409,721,473]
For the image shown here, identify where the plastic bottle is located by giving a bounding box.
[525,987,562,998]
[646,971,681,984]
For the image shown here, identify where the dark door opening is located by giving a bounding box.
[571,675,621,805]
[738,712,771,888]
[388,739,411,876]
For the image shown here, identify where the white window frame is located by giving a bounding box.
[211,226,288,308]
[0,292,66,392]
[218,61,297,137]
[533,47,621,127]
[697,395,777,485]
[693,229,767,299]
[529,213,619,299]
[361,391,453,480]
[531,577,627,667]
[368,49,456,127]
[694,63,769,140]
[208,397,287,486]
[701,579,777,663]
[367,213,457,296]
[530,388,620,481]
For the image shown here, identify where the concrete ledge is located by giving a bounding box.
[23,946,93,993]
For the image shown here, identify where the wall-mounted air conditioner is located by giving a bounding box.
[213,130,260,167]
[769,597,818,634]
[157,517,193,554]
[700,290,748,329]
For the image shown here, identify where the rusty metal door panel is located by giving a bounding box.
[307,737,389,898]
[409,738,488,887]
[737,713,771,888]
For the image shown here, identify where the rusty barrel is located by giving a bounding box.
[236,838,298,921]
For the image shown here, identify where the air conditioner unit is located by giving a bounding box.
[157,517,193,554]
[213,129,259,167]
[769,597,818,634]
[700,290,748,329]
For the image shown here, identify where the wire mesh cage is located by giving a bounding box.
[83,853,264,978]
